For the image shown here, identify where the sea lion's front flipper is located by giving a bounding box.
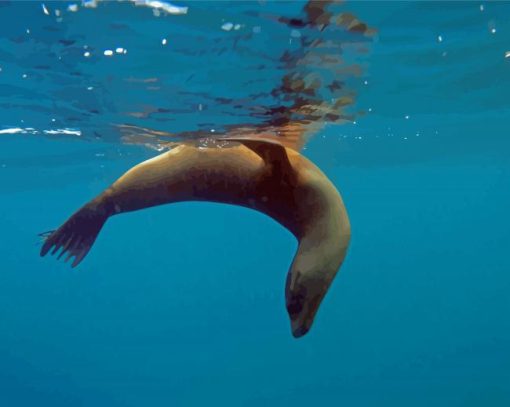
[40,204,108,268]
[220,137,292,173]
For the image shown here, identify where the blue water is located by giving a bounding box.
[1,1,510,406]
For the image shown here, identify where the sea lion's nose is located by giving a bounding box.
[291,319,311,338]
[286,274,313,338]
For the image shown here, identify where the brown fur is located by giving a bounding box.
[41,139,350,337]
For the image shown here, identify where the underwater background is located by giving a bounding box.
[1,1,509,405]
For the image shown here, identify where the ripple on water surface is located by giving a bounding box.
[0,0,374,150]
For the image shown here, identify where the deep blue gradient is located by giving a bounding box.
[1,1,510,406]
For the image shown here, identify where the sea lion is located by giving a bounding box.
[40,137,351,337]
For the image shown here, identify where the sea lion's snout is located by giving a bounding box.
[287,294,320,338]
[290,316,312,338]
[286,285,310,337]
[285,271,323,338]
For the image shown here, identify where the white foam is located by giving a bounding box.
[0,128,24,135]
[132,0,188,15]
[43,128,82,136]
[221,22,234,31]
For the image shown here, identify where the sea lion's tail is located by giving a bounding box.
[40,205,107,268]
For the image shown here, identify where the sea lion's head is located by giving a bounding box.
[285,262,337,338]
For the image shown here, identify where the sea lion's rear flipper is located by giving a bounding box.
[220,137,292,172]
[40,205,107,268]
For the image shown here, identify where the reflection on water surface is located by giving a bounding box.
[0,0,373,150]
